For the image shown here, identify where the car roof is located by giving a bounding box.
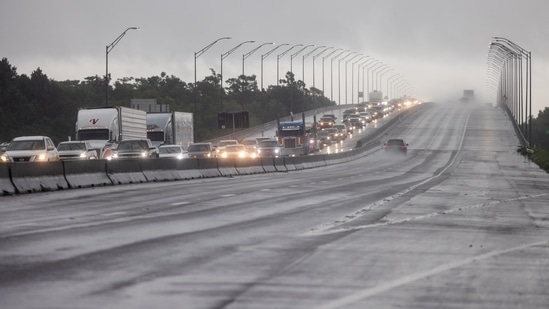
[12,136,48,141]
[159,144,181,148]
[59,141,86,144]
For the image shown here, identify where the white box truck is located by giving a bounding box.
[146,112,193,148]
[75,106,147,158]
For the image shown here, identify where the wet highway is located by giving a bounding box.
[1,102,548,308]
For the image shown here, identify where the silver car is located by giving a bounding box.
[57,141,98,160]
[1,136,59,162]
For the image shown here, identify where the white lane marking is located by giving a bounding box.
[101,212,127,217]
[306,109,472,235]
[260,188,271,191]
[171,201,190,206]
[221,194,235,197]
[309,193,549,236]
[315,239,549,309]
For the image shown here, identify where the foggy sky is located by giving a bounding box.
[2,0,548,113]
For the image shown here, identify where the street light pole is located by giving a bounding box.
[350,55,367,104]
[290,44,314,76]
[105,27,139,105]
[243,42,274,76]
[261,43,288,90]
[312,46,332,91]
[338,51,355,105]
[220,40,255,111]
[194,37,231,114]
[301,45,325,86]
[277,44,303,86]
[322,48,342,99]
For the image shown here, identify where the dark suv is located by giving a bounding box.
[113,139,158,159]
[384,139,408,155]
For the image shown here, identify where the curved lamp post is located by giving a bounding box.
[105,27,140,105]
[301,45,325,86]
[322,48,342,99]
[277,44,303,85]
[338,51,356,105]
[243,42,274,76]
[261,43,288,90]
[194,37,231,113]
[351,55,368,104]
[220,40,255,111]
[290,44,314,76]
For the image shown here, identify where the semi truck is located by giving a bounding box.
[276,113,311,156]
[75,106,147,158]
[146,112,194,148]
[368,90,383,105]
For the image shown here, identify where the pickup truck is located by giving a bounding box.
[112,139,159,159]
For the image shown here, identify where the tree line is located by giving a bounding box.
[0,57,334,144]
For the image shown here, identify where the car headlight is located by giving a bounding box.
[79,152,87,158]
[141,152,148,158]
[221,152,228,158]
[239,151,246,158]
[1,155,8,162]
[37,153,48,161]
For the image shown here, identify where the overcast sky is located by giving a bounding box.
[2,0,548,114]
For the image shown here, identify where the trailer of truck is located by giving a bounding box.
[75,106,147,158]
[146,112,194,148]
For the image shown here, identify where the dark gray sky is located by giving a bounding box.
[2,0,548,113]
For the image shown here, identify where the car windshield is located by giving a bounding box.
[259,140,278,147]
[218,141,237,147]
[117,141,148,150]
[8,140,45,151]
[159,146,180,154]
[188,144,210,152]
[58,143,85,151]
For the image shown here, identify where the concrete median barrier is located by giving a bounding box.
[142,158,181,182]
[176,159,202,179]
[0,164,15,195]
[261,157,277,173]
[197,158,221,178]
[283,157,297,171]
[235,157,265,175]
[217,158,238,177]
[274,157,287,172]
[10,161,69,194]
[301,154,326,169]
[107,159,147,185]
[63,160,112,189]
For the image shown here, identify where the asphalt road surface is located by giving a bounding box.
[1,102,549,309]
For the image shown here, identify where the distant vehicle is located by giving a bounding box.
[76,106,147,158]
[158,145,188,159]
[242,139,258,151]
[332,124,348,139]
[343,108,359,119]
[384,138,408,155]
[1,136,59,163]
[317,130,331,149]
[359,111,372,123]
[348,116,364,129]
[219,144,247,159]
[322,114,337,121]
[368,90,383,104]
[325,128,342,142]
[277,117,308,156]
[111,138,158,159]
[187,142,216,158]
[256,140,283,158]
[146,111,193,148]
[318,117,335,129]
[57,141,98,160]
